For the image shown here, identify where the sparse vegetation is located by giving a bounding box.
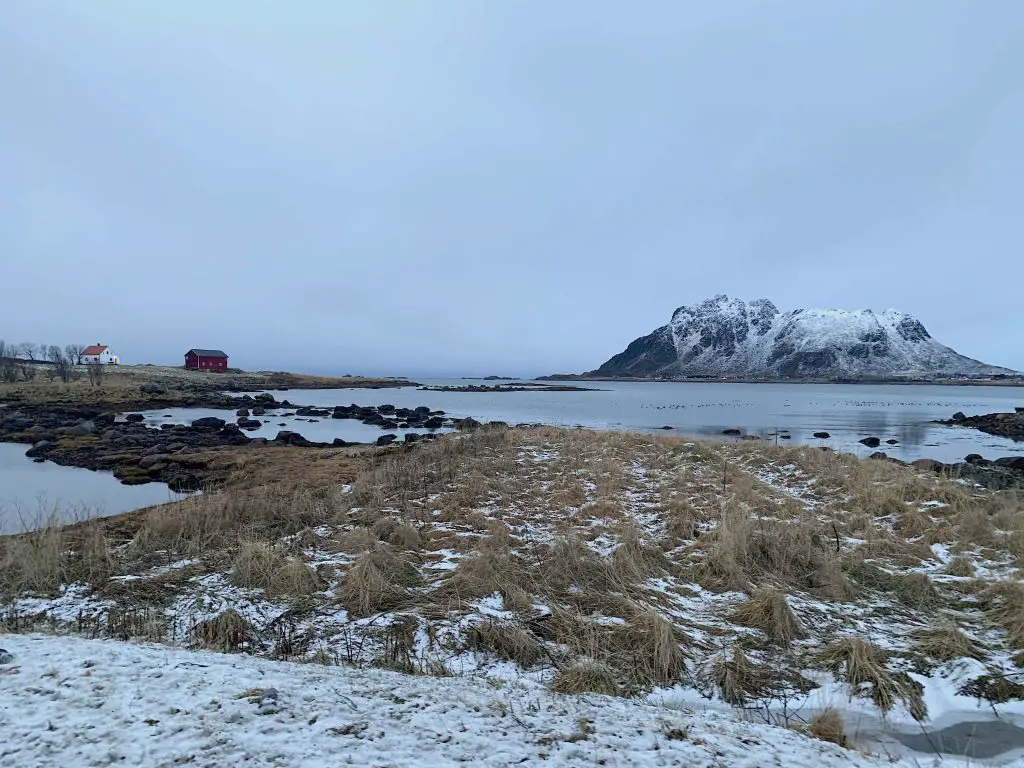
[3,425,1022,726]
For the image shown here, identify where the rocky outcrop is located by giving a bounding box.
[939,411,1024,442]
[591,295,1015,379]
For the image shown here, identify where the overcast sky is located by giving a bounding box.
[2,2,1022,376]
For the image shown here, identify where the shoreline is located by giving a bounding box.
[538,374,1024,387]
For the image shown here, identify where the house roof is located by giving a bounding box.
[83,345,108,355]
[187,349,229,358]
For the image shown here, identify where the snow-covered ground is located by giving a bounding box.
[0,633,940,768]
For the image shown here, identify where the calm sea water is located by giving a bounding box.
[149,380,1023,464]
[0,443,187,534]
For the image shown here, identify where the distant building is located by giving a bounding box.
[185,348,229,372]
[82,344,120,365]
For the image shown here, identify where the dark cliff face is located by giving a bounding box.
[587,296,1013,379]
[593,326,678,376]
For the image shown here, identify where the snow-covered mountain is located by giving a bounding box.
[592,295,1015,378]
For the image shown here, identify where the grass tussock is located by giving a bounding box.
[816,638,925,717]
[711,647,763,707]
[466,620,545,667]
[229,542,285,590]
[190,608,255,652]
[944,556,976,577]
[341,547,420,617]
[914,621,985,662]
[982,581,1024,649]
[731,589,807,647]
[549,660,621,696]
[810,708,847,748]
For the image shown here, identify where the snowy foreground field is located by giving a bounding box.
[4,426,1024,764]
[1,633,937,768]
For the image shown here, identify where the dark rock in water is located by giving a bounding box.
[278,423,287,427]
[252,407,266,417]
[25,440,52,458]
[94,412,117,426]
[455,418,481,431]
[414,406,431,414]
[859,437,881,447]
[404,433,421,443]
[722,429,742,436]
[332,438,349,447]
[964,453,987,465]
[379,404,396,413]
[236,408,250,417]
[869,452,889,460]
[0,648,13,664]
[813,432,831,439]
[377,434,397,446]
[911,458,945,472]
[660,426,673,430]
[994,456,1024,472]
[191,417,226,431]
[951,411,967,422]
[237,418,262,430]
[885,439,899,445]
[1017,407,1024,414]
[779,434,791,440]
[274,431,311,447]
[740,435,760,441]
[424,416,444,429]
[254,392,276,404]
[125,413,146,423]
[32,457,45,463]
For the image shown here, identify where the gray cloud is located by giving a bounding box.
[3,1,1022,376]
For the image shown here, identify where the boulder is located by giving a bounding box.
[964,453,987,465]
[237,418,262,430]
[236,408,250,417]
[379,404,396,414]
[721,429,742,437]
[254,392,276,403]
[885,439,899,445]
[332,438,349,447]
[859,437,881,447]
[125,413,146,423]
[868,452,889,460]
[779,434,791,440]
[404,433,421,443]
[911,458,946,472]
[994,456,1024,472]
[414,406,431,414]
[376,434,398,446]
[951,412,967,422]
[191,417,226,431]
[455,418,481,431]
[813,432,830,439]
[25,440,52,458]
[252,407,266,417]
[139,454,170,469]
[424,416,444,429]
[659,426,673,430]
[274,430,311,446]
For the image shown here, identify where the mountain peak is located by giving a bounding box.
[591,296,1013,378]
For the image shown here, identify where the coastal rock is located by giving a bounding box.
[404,433,421,443]
[722,429,742,437]
[237,418,262,430]
[236,408,250,417]
[952,412,967,422]
[869,452,889,460]
[964,454,987,465]
[911,459,946,472]
[859,437,881,447]
[885,439,899,445]
[423,416,444,429]
[377,434,397,446]
[813,432,831,439]
[125,413,146,423]
[191,417,226,431]
[252,407,266,417]
[994,457,1024,472]
[274,431,311,446]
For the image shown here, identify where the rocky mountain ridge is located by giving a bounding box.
[592,295,1015,379]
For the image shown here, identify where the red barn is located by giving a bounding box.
[184,348,229,372]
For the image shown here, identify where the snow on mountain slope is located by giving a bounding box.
[593,295,1014,378]
[0,634,927,768]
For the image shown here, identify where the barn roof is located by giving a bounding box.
[83,345,108,355]
[187,348,228,358]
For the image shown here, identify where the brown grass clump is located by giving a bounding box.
[981,581,1024,649]
[229,542,286,590]
[331,527,378,553]
[623,609,688,684]
[816,638,924,716]
[944,556,976,577]
[273,559,322,596]
[731,589,807,646]
[711,647,763,707]
[536,537,617,595]
[466,620,545,667]
[0,524,66,596]
[371,518,423,550]
[894,572,941,609]
[442,546,530,603]
[550,660,621,696]
[810,708,847,747]
[190,608,256,652]
[611,523,669,584]
[914,621,984,662]
[340,547,420,617]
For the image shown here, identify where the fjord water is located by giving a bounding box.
[167,379,1024,463]
[0,443,186,534]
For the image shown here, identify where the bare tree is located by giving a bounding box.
[87,361,105,387]
[0,340,18,383]
[18,343,39,361]
[55,356,75,383]
[65,344,86,365]
[20,363,36,381]
[47,345,63,363]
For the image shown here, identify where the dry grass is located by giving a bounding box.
[914,621,985,662]
[466,620,545,667]
[229,542,286,590]
[810,708,847,747]
[732,589,806,646]
[340,547,421,617]
[550,661,621,696]
[190,609,255,652]
[816,638,924,717]
[944,556,976,577]
[711,647,763,707]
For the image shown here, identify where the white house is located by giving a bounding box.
[81,344,120,365]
